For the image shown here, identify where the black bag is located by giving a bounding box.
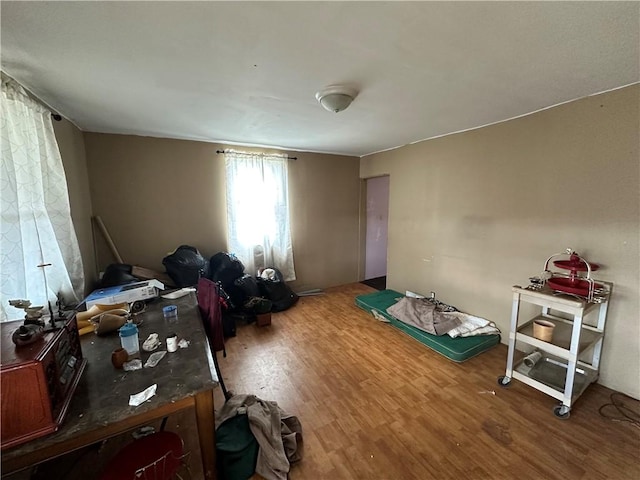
[234,275,261,299]
[221,311,237,338]
[162,245,209,287]
[218,274,261,311]
[257,268,299,312]
[243,296,272,315]
[100,263,138,288]
[209,252,245,285]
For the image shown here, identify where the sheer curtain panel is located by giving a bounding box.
[224,151,296,281]
[1,76,84,322]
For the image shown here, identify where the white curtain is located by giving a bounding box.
[1,76,84,322]
[224,151,296,281]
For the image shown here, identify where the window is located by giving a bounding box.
[224,151,295,281]
[1,76,83,322]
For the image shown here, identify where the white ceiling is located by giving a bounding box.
[1,2,638,157]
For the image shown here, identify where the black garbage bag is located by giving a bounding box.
[209,252,245,285]
[162,245,209,287]
[234,275,260,298]
[224,275,260,310]
[257,267,298,312]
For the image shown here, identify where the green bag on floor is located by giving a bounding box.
[216,414,259,480]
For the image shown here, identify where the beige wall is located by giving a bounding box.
[53,118,97,294]
[361,85,640,398]
[83,134,361,291]
[287,151,362,291]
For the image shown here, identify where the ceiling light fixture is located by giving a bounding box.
[315,85,358,113]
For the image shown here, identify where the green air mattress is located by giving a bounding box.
[355,289,500,363]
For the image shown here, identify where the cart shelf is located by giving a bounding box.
[515,315,603,356]
[512,354,598,404]
[498,282,612,419]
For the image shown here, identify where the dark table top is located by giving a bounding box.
[2,292,217,460]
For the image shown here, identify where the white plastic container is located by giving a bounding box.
[166,333,178,353]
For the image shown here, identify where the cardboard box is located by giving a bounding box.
[83,280,164,309]
[256,313,272,327]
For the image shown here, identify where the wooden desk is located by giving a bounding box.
[1,293,217,479]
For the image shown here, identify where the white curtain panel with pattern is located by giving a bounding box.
[224,151,296,281]
[1,77,84,322]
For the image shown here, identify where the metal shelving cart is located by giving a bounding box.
[497,250,612,419]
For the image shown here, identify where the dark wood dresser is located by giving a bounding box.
[1,315,86,449]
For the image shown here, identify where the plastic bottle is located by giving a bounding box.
[119,323,140,356]
[162,305,178,324]
[166,333,178,353]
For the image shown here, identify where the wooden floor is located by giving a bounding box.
[216,283,639,480]
[5,283,638,479]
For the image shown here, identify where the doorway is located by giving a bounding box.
[362,175,389,290]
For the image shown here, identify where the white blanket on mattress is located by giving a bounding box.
[385,296,500,338]
[445,312,500,338]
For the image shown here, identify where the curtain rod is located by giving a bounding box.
[216,149,297,160]
[1,72,62,121]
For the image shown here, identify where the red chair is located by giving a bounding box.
[99,431,186,480]
[197,277,231,400]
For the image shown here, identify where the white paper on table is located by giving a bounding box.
[161,287,196,299]
[129,384,157,407]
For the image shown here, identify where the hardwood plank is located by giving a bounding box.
[219,283,639,480]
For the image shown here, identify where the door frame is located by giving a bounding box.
[358,174,390,282]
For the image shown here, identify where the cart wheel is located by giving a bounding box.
[497,376,511,387]
[553,404,571,420]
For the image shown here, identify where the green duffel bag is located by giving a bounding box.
[216,414,258,480]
